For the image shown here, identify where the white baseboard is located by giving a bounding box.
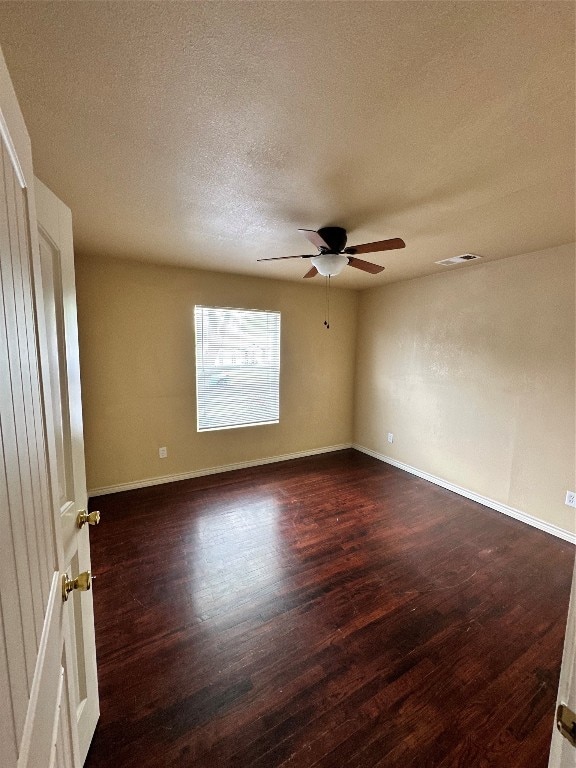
[88,443,353,497]
[88,442,576,545]
[353,443,576,545]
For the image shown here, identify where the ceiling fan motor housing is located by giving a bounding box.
[317,226,347,253]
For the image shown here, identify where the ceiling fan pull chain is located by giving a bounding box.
[323,275,328,328]
[324,275,330,329]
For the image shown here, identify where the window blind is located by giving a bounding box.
[194,306,281,431]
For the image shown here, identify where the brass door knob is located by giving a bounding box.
[62,571,91,602]
[77,509,100,528]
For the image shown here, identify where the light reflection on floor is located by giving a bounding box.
[188,493,283,620]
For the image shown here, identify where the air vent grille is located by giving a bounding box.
[435,253,482,266]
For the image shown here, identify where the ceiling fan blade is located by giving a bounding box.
[256,255,312,261]
[303,266,318,278]
[347,257,385,274]
[298,229,331,250]
[345,237,405,255]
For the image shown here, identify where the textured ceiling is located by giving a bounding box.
[0,1,574,288]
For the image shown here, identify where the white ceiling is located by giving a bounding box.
[0,1,573,289]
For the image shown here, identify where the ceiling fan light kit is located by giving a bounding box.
[310,252,349,276]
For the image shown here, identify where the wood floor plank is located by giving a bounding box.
[84,449,574,767]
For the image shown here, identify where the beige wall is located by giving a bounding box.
[354,243,575,535]
[75,256,358,491]
[78,245,575,538]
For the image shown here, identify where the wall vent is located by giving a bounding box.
[435,253,482,266]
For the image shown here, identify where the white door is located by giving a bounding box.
[0,44,90,768]
[35,178,99,764]
[548,562,576,767]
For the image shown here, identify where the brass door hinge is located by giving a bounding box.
[557,704,576,747]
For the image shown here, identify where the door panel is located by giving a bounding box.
[36,177,100,764]
[16,574,64,768]
[56,660,77,768]
[39,227,73,509]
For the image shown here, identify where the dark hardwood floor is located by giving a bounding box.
[84,449,574,768]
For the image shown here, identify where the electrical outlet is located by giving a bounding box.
[159,447,167,459]
[565,490,576,508]
[387,432,394,444]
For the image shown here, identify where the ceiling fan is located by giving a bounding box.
[257,226,406,278]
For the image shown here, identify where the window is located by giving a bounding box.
[194,306,281,431]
